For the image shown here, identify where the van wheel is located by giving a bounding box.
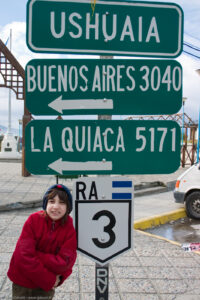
[185,192,200,219]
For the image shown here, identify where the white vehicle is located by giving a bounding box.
[174,163,200,219]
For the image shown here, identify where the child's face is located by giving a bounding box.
[46,194,67,221]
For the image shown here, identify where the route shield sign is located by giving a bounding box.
[26,59,182,115]
[75,200,132,265]
[25,119,181,175]
[27,0,183,57]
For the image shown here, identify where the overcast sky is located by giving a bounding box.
[0,0,200,130]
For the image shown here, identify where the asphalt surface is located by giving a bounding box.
[1,161,200,299]
[146,217,200,244]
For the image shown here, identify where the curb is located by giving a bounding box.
[134,180,176,197]
[0,181,177,213]
[0,200,42,212]
[134,208,186,230]
[0,181,174,212]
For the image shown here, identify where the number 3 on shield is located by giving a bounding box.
[92,210,116,248]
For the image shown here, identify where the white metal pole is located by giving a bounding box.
[197,108,200,163]
[7,29,12,135]
[181,101,184,146]
[195,70,200,163]
[181,97,187,147]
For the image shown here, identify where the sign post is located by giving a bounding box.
[95,264,109,300]
[25,119,181,175]
[27,0,183,57]
[73,177,133,201]
[96,55,113,300]
[75,200,132,264]
[25,59,182,115]
[73,176,133,300]
[26,1,184,299]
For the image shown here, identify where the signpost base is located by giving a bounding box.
[95,263,109,300]
[96,56,111,300]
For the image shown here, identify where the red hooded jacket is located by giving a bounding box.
[7,211,77,291]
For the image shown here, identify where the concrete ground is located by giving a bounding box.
[0,161,187,215]
[1,161,200,299]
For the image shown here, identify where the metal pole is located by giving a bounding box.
[197,108,200,163]
[195,70,200,163]
[7,29,12,136]
[181,102,184,146]
[95,55,113,300]
[181,98,187,146]
[181,97,187,167]
[95,263,109,300]
[22,105,31,177]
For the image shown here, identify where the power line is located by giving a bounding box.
[183,36,200,59]
[183,50,200,59]
[184,42,200,52]
[185,31,200,43]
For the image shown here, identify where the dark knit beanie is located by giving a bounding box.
[42,184,73,213]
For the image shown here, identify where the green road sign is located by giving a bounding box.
[26,59,182,115]
[25,120,180,175]
[27,0,183,57]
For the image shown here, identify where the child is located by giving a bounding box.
[7,184,77,300]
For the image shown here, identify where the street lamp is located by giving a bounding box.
[195,69,200,163]
[181,97,187,147]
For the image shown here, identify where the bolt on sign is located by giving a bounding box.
[27,0,183,57]
[26,59,182,115]
[25,119,181,175]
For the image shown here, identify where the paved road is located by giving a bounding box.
[134,191,184,220]
[147,216,200,244]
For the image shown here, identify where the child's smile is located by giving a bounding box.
[46,194,67,221]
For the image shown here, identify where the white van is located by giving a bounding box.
[174,163,200,219]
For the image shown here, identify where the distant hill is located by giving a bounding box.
[0,125,6,134]
[0,125,19,136]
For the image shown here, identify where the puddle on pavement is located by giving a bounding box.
[145,217,200,244]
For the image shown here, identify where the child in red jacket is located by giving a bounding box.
[7,184,77,300]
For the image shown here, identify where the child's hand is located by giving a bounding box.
[54,275,61,287]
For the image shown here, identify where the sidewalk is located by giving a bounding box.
[1,161,200,299]
[0,161,188,215]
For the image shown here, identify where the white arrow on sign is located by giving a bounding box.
[48,158,112,174]
[48,96,113,113]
